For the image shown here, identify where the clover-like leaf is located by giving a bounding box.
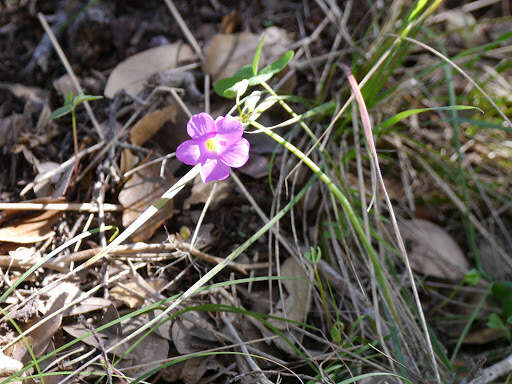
[215,50,294,99]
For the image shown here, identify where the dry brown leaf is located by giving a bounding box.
[120,148,138,175]
[162,357,219,384]
[238,154,270,179]
[130,105,178,147]
[220,10,240,34]
[203,27,290,81]
[267,257,312,355]
[183,175,233,209]
[53,74,77,99]
[0,351,23,378]
[171,312,218,354]
[0,210,59,243]
[104,42,196,98]
[7,291,67,363]
[270,257,311,330]
[110,277,166,309]
[118,163,175,241]
[398,219,470,280]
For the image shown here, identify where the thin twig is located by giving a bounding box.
[0,202,121,212]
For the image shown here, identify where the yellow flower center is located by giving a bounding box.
[205,138,216,152]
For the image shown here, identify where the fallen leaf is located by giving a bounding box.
[7,290,67,363]
[238,154,270,179]
[220,10,240,34]
[171,312,218,354]
[53,74,77,99]
[203,27,290,81]
[104,42,196,98]
[269,257,311,355]
[163,356,219,384]
[183,175,233,209]
[0,351,23,378]
[67,297,112,316]
[0,210,60,244]
[111,277,166,309]
[397,219,470,280]
[130,105,178,146]
[33,161,64,198]
[118,163,175,241]
[270,257,311,329]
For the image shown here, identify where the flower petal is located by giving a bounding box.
[187,113,216,139]
[176,140,201,165]
[215,115,243,146]
[220,138,250,168]
[200,158,230,182]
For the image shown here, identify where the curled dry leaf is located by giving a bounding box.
[104,42,196,98]
[397,219,470,280]
[0,210,60,244]
[203,26,290,81]
[118,162,175,241]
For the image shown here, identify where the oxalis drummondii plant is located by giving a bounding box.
[2,17,487,381]
[0,38,430,384]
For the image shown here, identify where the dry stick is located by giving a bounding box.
[469,353,512,384]
[0,202,121,212]
[37,13,104,139]
[163,0,204,61]
[339,63,441,383]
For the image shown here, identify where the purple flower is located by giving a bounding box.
[176,113,250,182]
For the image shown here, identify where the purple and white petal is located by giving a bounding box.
[187,113,216,139]
[219,138,250,168]
[200,158,231,182]
[176,140,201,165]
[215,115,243,147]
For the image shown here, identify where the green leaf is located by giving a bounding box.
[73,93,103,107]
[257,50,294,79]
[408,0,428,22]
[252,35,265,75]
[487,313,506,330]
[64,91,74,106]
[463,269,480,286]
[214,50,294,99]
[492,282,512,320]
[49,104,73,120]
[214,65,254,98]
[330,321,344,344]
[376,105,484,132]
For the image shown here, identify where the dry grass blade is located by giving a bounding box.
[339,63,441,383]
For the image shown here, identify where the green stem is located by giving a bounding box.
[250,120,398,321]
[261,81,318,142]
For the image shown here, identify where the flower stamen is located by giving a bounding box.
[205,138,217,152]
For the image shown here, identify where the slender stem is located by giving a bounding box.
[261,81,318,142]
[71,108,80,176]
